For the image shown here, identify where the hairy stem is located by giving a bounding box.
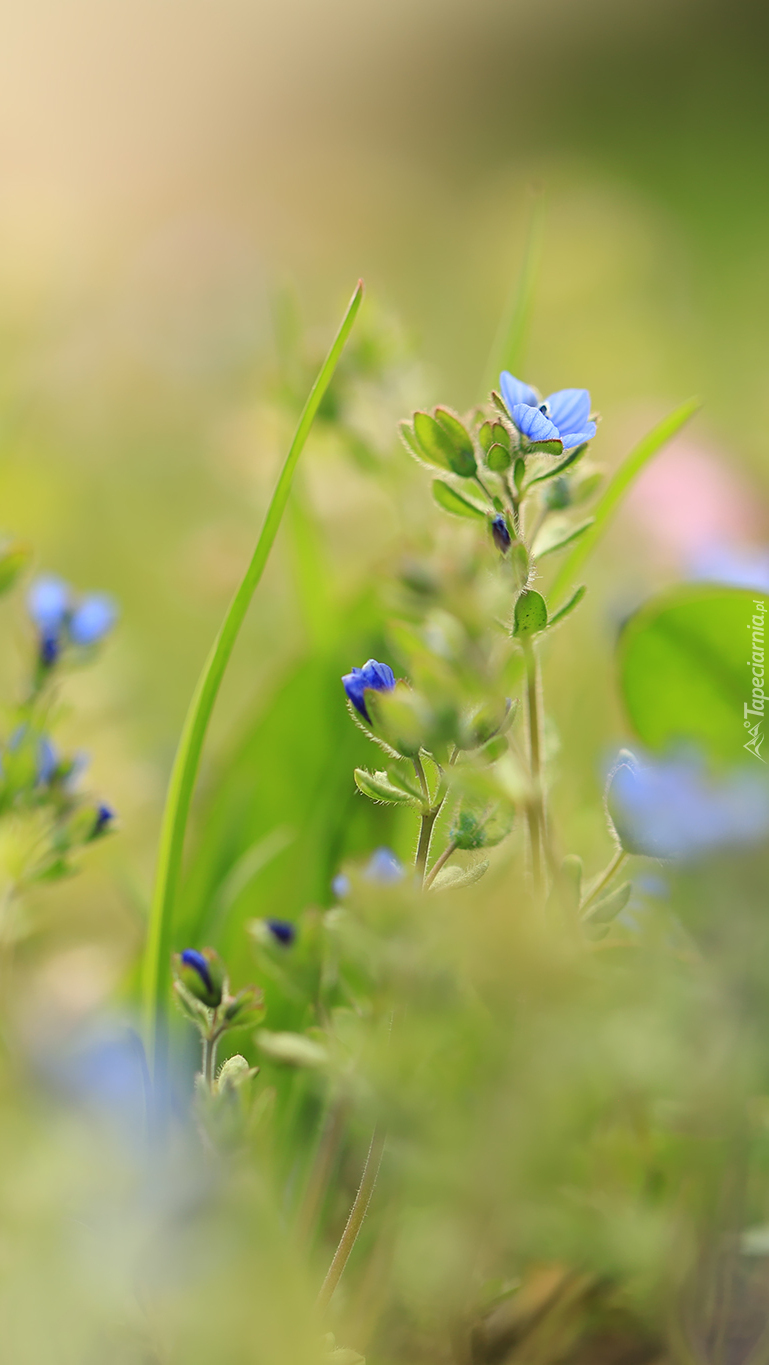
[316,1126,387,1316]
[579,849,629,916]
[141,282,363,1084]
[424,839,458,890]
[415,808,440,883]
[524,644,544,896]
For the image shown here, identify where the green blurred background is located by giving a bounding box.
[1,0,768,987]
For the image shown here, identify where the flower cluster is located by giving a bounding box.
[28,575,117,677]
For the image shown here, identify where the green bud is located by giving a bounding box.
[222,984,266,1028]
[434,408,477,477]
[513,589,548,638]
[256,1030,329,1068]
[486,443,512,473]
[215,1054,257,1095]
[478,421,494,453]
[583,881,632,926]
[367,682,435,758]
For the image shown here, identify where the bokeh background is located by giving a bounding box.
[1,0,768,985]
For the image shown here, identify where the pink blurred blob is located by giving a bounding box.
[625,437,764,559]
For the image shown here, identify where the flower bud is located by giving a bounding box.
[222,984,265,1028]
[341,658,396,723]
[174,947,225,1009]
[490,514,512,554]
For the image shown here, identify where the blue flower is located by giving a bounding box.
[365,847,404,883]
[500,372,597,451]
[342,658,396,723]
[332,872,350,900]
[607,750,769,861]
[37,736,59,785]
[265,918,296,946]
[69,594,117,646]
[491,514,511,554]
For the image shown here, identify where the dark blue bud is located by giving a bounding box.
[181,948,213,994]
[491,514,511,554]
[342,658,396,723]
[265,918,296,946]
[39,630,61,668]
[94,802,115,836]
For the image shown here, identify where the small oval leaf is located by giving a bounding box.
[513,589,548,638]
[432,480,487,520]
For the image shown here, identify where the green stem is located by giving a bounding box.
[316,1126,386,1316]
[415,808,440,884]
[579,849,628,916]
[524,644,544,896]
[424,839,457,890]
[141,282,364,1078]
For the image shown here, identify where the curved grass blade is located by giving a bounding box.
[141,281,364,1074]
[481,188,545,397]
[548,397,699,607]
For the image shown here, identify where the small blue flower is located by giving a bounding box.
[365,847,404,883]
[28,576,70,633]
[342,658,396,723]
[491,514,512,554]
[607,751,769,861]
[69,594,117,646]
[265,918,296,946]
[500,372,597,451]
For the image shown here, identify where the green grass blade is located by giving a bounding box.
[548,397,700,607]
[141,280,364,1072]
[481,188,544,397]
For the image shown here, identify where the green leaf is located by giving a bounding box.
[549,397,700,606]
[533,518,593,559]
[525,443,588,488]
[141,280,364,1077]
[431,859,489,891]
[413,411,454,470]
[354,768,419,805]
[432,479,487,521]
[0,542,31,595]
[399,421,430,465]
[527,438,563,457]
[546,584,586,629]
[434,408,477,477]
[618,584,765,766]
[513,589,548,638]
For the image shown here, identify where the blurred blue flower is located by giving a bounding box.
[500,372,597,451]
[265,918,296,946]
[688,544,769,593]
[28,575,70,632]
[332,872,350,899]
[342,658,396,723]
[607,751,769,861]
[365,847,405,882]
[37,736,59,785]
[69,594,117,646]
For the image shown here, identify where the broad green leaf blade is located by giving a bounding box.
[513,588,548,637]
[413,411,454,470]
[432,479,487,520]
[533,518,593,559]
[434,408,477,477]
[141,280,364,1078]
[354,768,419,805]
[549,398,699,605]
[618,584,765,766]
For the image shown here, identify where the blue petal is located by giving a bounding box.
[68,594,117,646]
[181,948,213,992]
[511,404,561,444]
[342,659,395,721]
[558,421,597,450]
[499,372,538,413]
[546,389,591,439]
[28,575,70,632]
